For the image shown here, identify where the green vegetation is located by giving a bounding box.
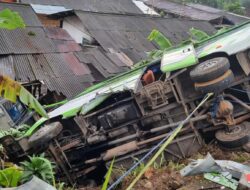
[102,158,115,190]
[0,125,30,139]
[224,0,246,15]
[133,27,212,69]
[167,161,185,171]
[189,28,210,41]
[0,9,25,30]
[0,155,55,188]
[21,154,55,186]
[148,30,172,50]
[0,167,23,187]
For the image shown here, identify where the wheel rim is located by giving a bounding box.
[198,60,217,71]
[215,123,249,142]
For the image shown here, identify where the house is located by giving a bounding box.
[71,11,215,62]
[1,1,217,105]
[0,2,127,104]
[18,0,216,64]
[144,0,249,27]
[19,0,154,43]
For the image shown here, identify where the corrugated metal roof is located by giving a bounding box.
[224,12,250,25]
[45,27,82,52]
[44,53,75,77]
[20,0,143,14]
[0,27,83,55]
[144,1,249,25]
[14,55,36,82]
[0,56,15,79]
[45,27,73,40]
[145,0,222,21]
[187,3,222,14]
[76,11,215,62]
[0,27,57,54]
[61,53,92,76]
[0,53,95,98]
[0,33,11,54]
[43,76,92,98]
[28,55,53,84]
[0,3,98,98]
[52,40,82,52]
[0,2,42,27]
[75,47,129,78]
[188,3,249,24]
[0,25,96,98]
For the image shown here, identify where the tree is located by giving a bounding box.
[224,0,246,15]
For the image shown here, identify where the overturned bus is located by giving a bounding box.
[1,22,250,186]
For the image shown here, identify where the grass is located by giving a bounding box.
[102,158,115,190]
[231,152,250,163]
[167,161,185,171]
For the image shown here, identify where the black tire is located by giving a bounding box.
[195,70,234,94]
[215,122,250,149]
[243,142,250,153]
[190,57,230,83]
[28,122,63,147]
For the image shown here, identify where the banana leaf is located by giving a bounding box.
[0,167,22,187]
[0,75,48,118]
[148,29,172,50]
[0,9,25,30]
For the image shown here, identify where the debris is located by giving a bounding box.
[1,176,56,190]
[181,153,250,179]
[215,160,250,179]
[204,172,238,190]
[238,172,250,190]
[180,153,222,176]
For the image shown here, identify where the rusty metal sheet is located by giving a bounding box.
[0,54,93,99]
[44,53,74,77]
[45,27,73,40]
[52,39,82,52]
[0,4,95,98]
[0,56,15,79]
[61,53,91,76]
[29,54,56,80]
[0,2,42,27]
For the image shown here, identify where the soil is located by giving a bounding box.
[120,144,250,190]
[80,144,250,190]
